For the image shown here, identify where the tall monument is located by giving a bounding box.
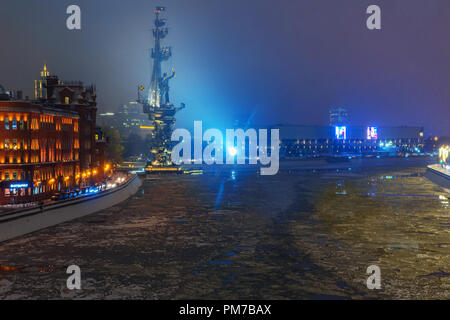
[139,6,185,167]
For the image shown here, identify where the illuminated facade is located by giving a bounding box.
[277,125,424,157]
[0,65,106,205]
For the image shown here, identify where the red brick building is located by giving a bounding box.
[0,65,107,205]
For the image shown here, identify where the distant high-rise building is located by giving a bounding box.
[99,102,154,138]
[34,63,52,100]
[329,107,348,126]
[0,84,10,101]
[98,112,116,127]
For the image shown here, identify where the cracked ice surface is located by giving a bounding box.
[0,165,448,299]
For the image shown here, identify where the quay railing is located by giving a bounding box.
[0,175,139,223]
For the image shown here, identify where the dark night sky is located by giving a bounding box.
[0,0,449,136]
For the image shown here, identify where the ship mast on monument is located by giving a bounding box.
[138,6,185,169]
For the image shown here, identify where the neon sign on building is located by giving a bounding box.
[10,183,29,189]
[367,126,378,140]
[335,126,346,140]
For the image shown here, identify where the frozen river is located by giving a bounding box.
[0,161,449,299]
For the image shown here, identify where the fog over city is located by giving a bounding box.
[1,0,449,135]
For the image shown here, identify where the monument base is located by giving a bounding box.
[145,165,184,174]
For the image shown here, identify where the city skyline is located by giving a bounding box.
[0,0,449,137]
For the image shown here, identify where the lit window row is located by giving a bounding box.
[0,170,25,181]
[0,154,41,164]
[40,115,54,123]
[62,118,73,125]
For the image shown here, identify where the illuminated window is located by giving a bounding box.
[31,139,39,150]
[65,97,70,104]
[31,118,39,130]
[12,119,17,130]
[5,118,9,130]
